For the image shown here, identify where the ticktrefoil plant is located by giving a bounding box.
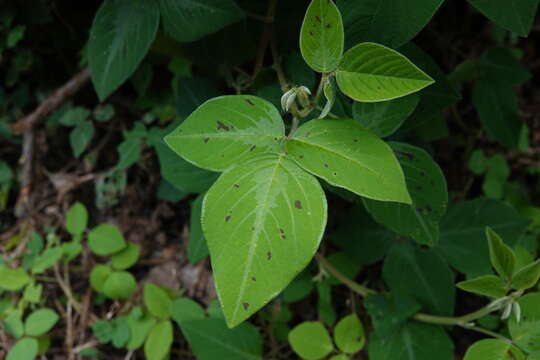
[164,0,434,327]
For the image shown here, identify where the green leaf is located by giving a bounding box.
[70,121,94,158]
[178,318,262,360]
[175,77,221,120]
[188,193,209,264]
[368,322,454,360]
[165,95,285,172]
[468,150,487,175]
[317,281,336,326]
[90,264,112,293]
[116,138,141,170]
[299,0,344,73]
[509,293,540,353]
[88,0,160,100]
[457,275,508,298]
[88,224,127,256]
[330,204,393,265]
[158,0,244,43]
[0,265,31,290]
[23,283,42,303]
[334,314,365,354]
[352,94,419,138]
[364,294,421,337]
[153,133,219,193]
[103,271,136,299]
[144,320,173,360]
[111,242,140,270]
[383,242,455,315]
[289,322,333,360]
[363,143,448,246]
[126,312,156,350]
[282,270,314,303]
[435,198,529,277]
[170,298,205,324]
[336,43,434,102]
[464,339,525,360]
[143,283,172,319]
[487,227,516,280]
[472,79,522,149]
[31,247,63,274]
[6,338,38,360]
[467,0,539,36]
[24,308,59,337]
[319,78,336,118]
[337,0,444,48]
[511,260,540,290]
[287,118,410,203]
[202,154,327,327]
[93,104,115,122]
[4,310,24,338]
[59,107,90,127]
[65,202,88,236]
[397,43,461,133]
[479,47,531,85]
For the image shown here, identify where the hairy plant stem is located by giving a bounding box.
[316,253,510,340]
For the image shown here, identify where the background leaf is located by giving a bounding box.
[158,0,244,43]
[24,308,59,337]
[88,0,160,100]
[333,314,365,354]
[383,242,455,315]
[144,320,173,360]
[435,198,529,277]
[202,154,327,327]
[337,0,444,49]
[352,94,419,137]
[144,283,172,319]
[6,338,38,360]
[88,224,127,256]
[463,339,525,360]
[364,142,448,246]
[467,0,540,36]
[289,321,333,360]
[65,202,88,236]
[188,193,209,264]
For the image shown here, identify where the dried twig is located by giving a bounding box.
[10,68,91,135]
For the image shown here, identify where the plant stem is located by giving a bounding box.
[316,253,505,336]
[312,74,327,109]
[288,117,300,138]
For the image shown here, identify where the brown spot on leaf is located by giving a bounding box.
[243,302,250,310]
[217,121,230,131]
[249,145,256,151]
[315,16,321,22]
[203,138,209,143]
[324,163,329,168]
[234,184,240,188]
[416,186,423,190]
[251,277,256,281]
[225,215,231,222]
[326,23,331,28]
[299,155,304,159]
[245,99,255,106]
[397,151,415,160]
[279,228,285,234]
[353,139,358,142]
[309,31,314,36]
[267,251,272,260]
[295,200,303,209]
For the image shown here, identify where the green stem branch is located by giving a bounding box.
[316,253,506,338]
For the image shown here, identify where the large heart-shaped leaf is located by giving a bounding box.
[88,0,160,100]
[336,43,434,102]
[202,154,327,327]
[165,96,285,171]
[286,118,411,203]
[158,0,245,43]
[467,0,539,36]
[363,142,448,246]
[300,0,344,73]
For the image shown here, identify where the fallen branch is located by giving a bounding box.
[10,68,91,135]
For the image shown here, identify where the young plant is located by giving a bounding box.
[164,0,434,327]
